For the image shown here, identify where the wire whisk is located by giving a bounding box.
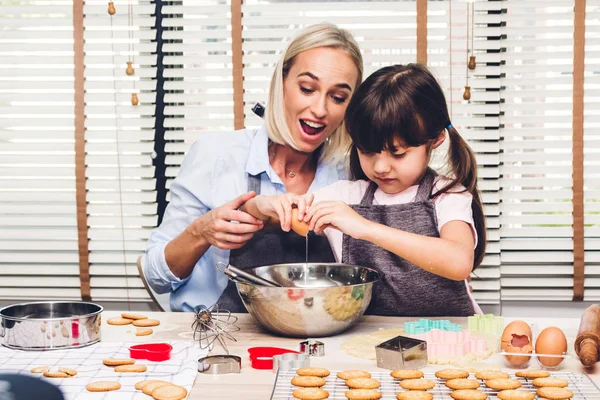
[192,303,240,354]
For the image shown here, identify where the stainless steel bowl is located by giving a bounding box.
[235,263,381,337]
[0,301,102,350]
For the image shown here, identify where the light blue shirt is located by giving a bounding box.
[144,125,346,311]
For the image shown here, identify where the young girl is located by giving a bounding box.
[243,63,486,316]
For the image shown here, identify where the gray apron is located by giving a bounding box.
[217,173,336,312]
[342,168,475,316]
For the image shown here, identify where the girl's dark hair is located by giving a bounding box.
[345,63,486,271]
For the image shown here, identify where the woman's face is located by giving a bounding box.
[283,47,359,153]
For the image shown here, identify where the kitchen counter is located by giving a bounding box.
[100,312,594,399]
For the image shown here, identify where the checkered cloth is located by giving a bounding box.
[0,341,204,399]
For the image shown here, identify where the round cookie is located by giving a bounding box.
[397,391,434,400]
[115,364,147,373]
[43,371,70,378]
[345,389,382,400]
[338,370,371,380]
[143,381,172,396]
[103,358,135,366]
[450,390,488,400]
[497,390,536,400]
[346,378,380,390]
[136,327,154,336]
[86,381,121,392]
[107,317,133,325]
[436,369,470,380]
[446,379,481,390]
[292,387,329,400]
[485,379,522,390]
[135,380,169,391]
[399,379,436,391]
[30,366,48,373]
[515,370,551,379]
[536,387,574,400]
[121,312,148,320]
[291,376,326,388]
[151,384,188,400]
[297,367,331,377]
[133,318,160,327]
[391,370,424,380]
[532,378,569,388]
[58,367,77,376]
[475,371,510,380]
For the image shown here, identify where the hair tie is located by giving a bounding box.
[446,124,453,130]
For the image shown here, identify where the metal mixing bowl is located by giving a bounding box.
[234,263,381,337]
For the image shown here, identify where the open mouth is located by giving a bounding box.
[300,119,326,136]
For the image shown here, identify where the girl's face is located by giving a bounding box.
[358,134,445,194]
[283,47,359,153]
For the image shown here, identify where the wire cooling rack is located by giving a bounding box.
[270,370,600,400]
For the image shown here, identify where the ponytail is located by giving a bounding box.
[433,126,486,271]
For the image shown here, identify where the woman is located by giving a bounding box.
[143,23,363,311]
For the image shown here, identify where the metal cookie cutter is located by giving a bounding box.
[272,353,310,373]
[375,335,428,370]
[198,355,241,374]
[299,340,325,357]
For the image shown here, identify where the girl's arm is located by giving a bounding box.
[241,193,313,232]
[306,202,474,281]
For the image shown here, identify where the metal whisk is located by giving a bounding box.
[192,303,240,354]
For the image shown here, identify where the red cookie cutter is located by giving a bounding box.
[247,347,299,370]
[129,343,173,362]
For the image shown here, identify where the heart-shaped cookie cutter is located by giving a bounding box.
[129,343,173,362]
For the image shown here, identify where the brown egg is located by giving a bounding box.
[291,208,309,237]
[535,326,567,367]
[501,320,534,367]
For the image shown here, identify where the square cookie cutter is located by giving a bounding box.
[375,335,428,370]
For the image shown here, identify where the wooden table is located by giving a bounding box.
[102,311,596,399]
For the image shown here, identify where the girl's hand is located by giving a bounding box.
[255,193,314,232]
[305,201,370,238]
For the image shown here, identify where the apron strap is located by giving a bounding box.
[359,182,378,206]
[247,173,261,195]
[414,168,437,202]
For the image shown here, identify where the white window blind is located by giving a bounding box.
[499,0,576,301]
[0,0,82,300]
[83,0,158,302]
[584,3,600,301]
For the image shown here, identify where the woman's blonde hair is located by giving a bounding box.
[266,23,363,166]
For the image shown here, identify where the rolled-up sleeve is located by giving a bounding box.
[144,140,212,293]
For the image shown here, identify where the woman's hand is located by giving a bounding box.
[190,191,265,250]
[305,201,370,238]
[254,193,314,232]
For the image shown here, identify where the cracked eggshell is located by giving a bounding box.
[501,320,534,367]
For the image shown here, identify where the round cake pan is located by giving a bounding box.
[0,301,102,350]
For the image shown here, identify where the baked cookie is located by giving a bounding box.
[485,379,522,390]
[297,367,331,377]
[30,366,48,373]
[497,390,536,400]
[114,364,147,373]
[346,378,381,390]
[58,367,77,376]
[135,327,153,336]
[106,317,133,326]
[121,313,148,320]
[103,358,135,366]
[399,379,436,391]
[134,380,169,391]
[446,379,481,390]
[532,378,569,388]
[142,381,172,396]
[291,376,326,388]
[475,371,510,380]
[345,389,382,400]
[43,371,70,378]
[391,370,424,380]
[536,387,574,400]
[397,391,434,400]
[337,370,371,380]
[450,390,488,400]
[132,318,160,327]
[515,370,551,379]
[435,369,470,380]
[292,387,330,400]
[151,384,188,400]
[86,381,121,392]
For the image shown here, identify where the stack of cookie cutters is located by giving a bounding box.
[248,347,309,373]
[375,335,428,370]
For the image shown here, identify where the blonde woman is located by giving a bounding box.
[144,23,364,311]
